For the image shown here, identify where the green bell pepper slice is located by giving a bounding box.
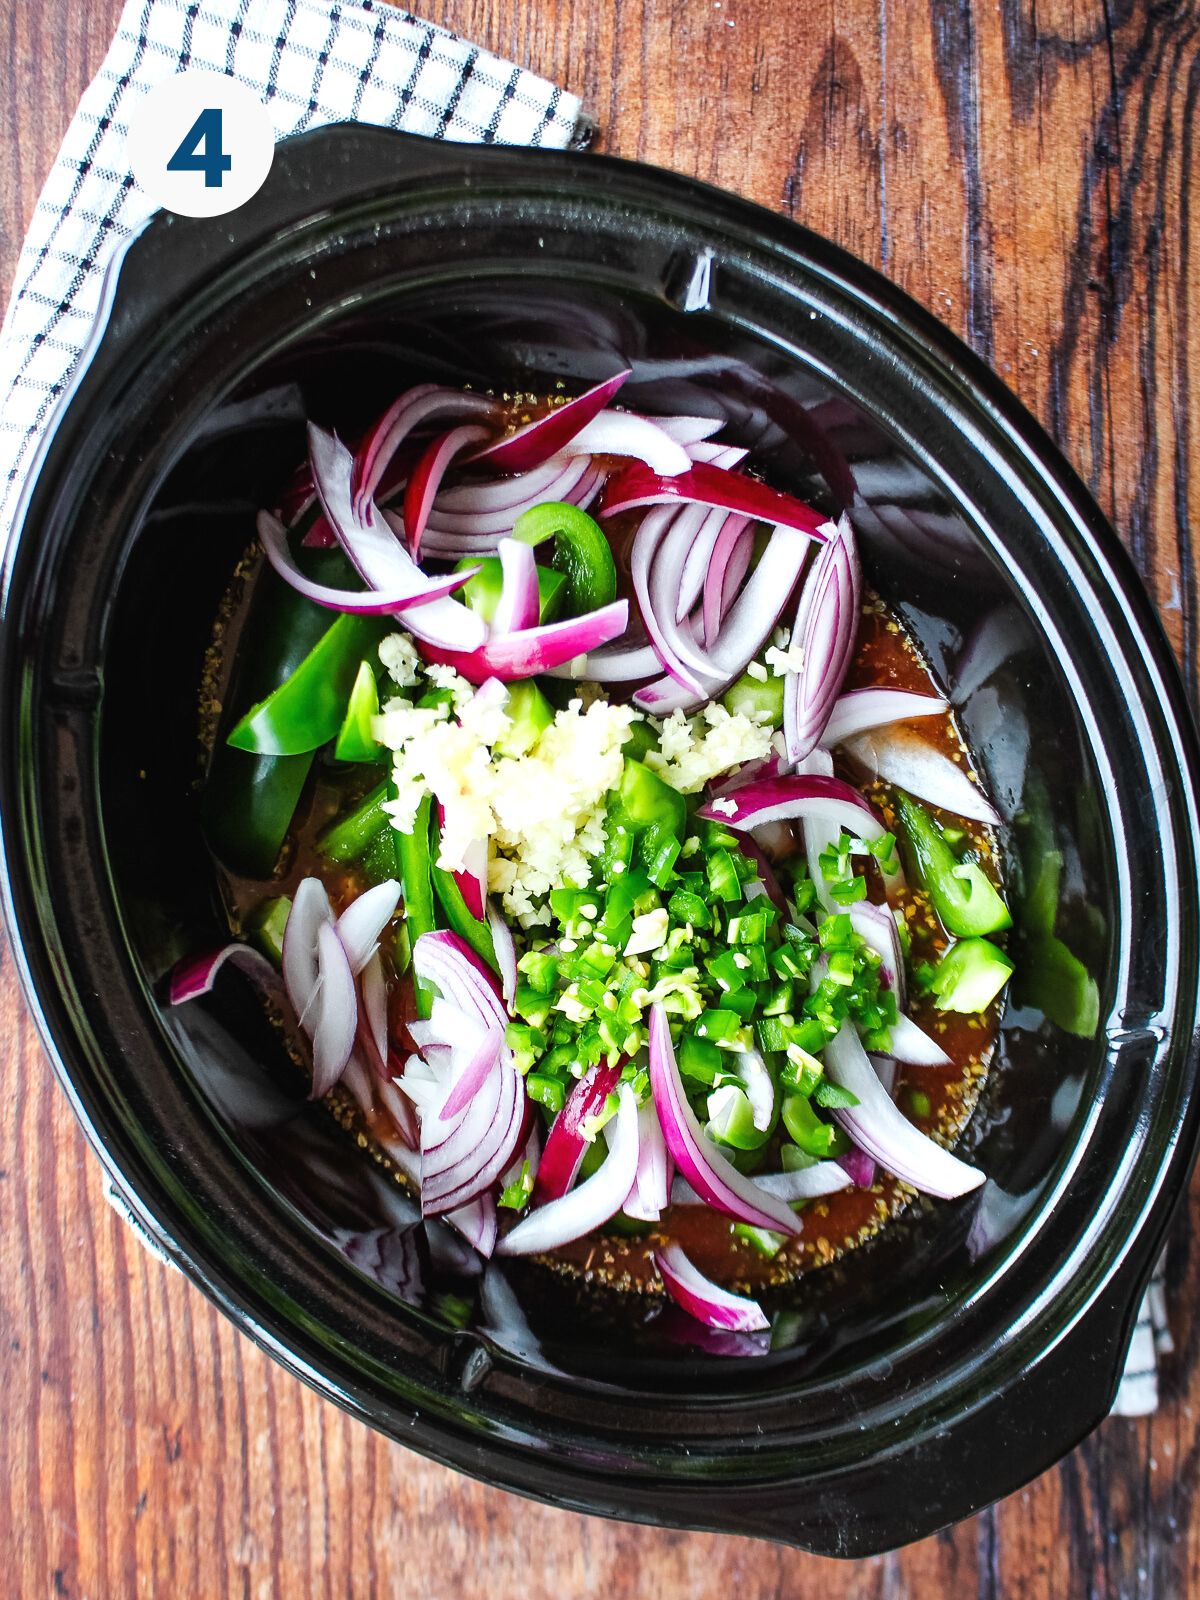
[392,790,438,1019]
[318,780,390,862]
[333,660,383,763]
[227,610,383,756]
[610,757,687,839]
[512,501,617,615]
[895,794,1012,938]
[492,680,554,757]
[429,812,499,974]
[202,550,352,878]
[722,667,785,726]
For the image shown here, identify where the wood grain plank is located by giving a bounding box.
[1,0,1197,1595]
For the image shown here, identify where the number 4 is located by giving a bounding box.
[167,107,232,189]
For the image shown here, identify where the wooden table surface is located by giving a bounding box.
[2,0,1198,1594]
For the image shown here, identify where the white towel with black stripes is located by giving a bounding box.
[0,0,584,550]
[0,0,1171,1422]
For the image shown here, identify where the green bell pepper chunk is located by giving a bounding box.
[512,501,618,615]
[318,780,389,862]
[429,815,499,974]
[895,794,1012,938]
[611,758,687,839]
[782,1091,847,1158]
[247,896,291,966]
[227,611,382,756]
[393,790,438,1019]
[706,1084,771,1151]
[333,660,382,763]
[929,937,1015,1013]
[722,667,785,726]
[455,556,568,625]
[492,680,554,757]
[203,551,356,878]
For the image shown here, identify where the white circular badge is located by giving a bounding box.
[126,70,275,218]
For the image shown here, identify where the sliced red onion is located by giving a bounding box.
[888,1013,953,1068]
[420,457,593,543]
[403,424,493,559]
[703,513,752,647]
[434,453,581,513]
[335,879,401,975]
[648,1004,798,1234]
[822,1021,984,1198]
[698,773,886,844]
[351,385,501,519]
[167,942,278,1005]
[532,1062,623,1204]
[848,900,906,1008]
[486,902,517,1010]
[631,509,710,692]
[838,1148,877,1189]
[710,748,786,798]
[546,639,661,683]
[717,520,754,629]
[600,460,832,541]
[655,1243,768,1334]
[282,877,334,1017]
[258,511,476,617]
[444,1191,498,1257]
[340,1052,375,1115]
[311,921,358,1098]
[639,414,724,445]
[871,1053,898,1097]
[676,506,726,621]
[358,950,390,1071]
[561,411,691,476]
[496,1084,639,1255]
[843,727,1001,826]
[440,1024,504,1121]
[500,1122,541,1193]
[412,931,507,1031]
[423,1051,523,1213]
[634,524,812,713]
[468,370,631,473]
[821,688,948,748]
[671,1161,850,1205]
[623,1100,673,1221]
[493,538,541,635]
[686,442,748,468]
[783,513,862,764]
[416,599,629,684]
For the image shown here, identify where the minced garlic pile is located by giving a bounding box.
[372,633,773,927]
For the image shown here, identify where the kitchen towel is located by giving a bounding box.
[0,0,585,552]
[0,0,1169,1421]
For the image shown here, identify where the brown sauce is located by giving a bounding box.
[206,522,1001,1301]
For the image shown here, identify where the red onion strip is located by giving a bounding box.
[334,879,401,975]
[257,511,476,618]
[656,1243,769,1333]
[403,424,493,559]
[821,688,948,748]
[783,513,862,764]
[493,538,541,635]
[468,370,631,473]
[167,942,278,1006]
[496,1085,640,1255]
[351,386,500,519]
[842,727,1001,826]
[648,1005,798,1233]
[486,902,517,1009]
[698,772,887,843]
[416,599,629,684]
[624,1100,673,1221]
[310,921,358,1098]
[561,411,691,476]
[600,460,833,541]
[532,1062,623,1204]
[822,1022,985,1198]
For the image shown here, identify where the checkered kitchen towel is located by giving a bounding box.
[0,0,1171,1421]
[0,0,585,551]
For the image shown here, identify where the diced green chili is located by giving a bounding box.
[721,668,785,726]
[455,556,567,625]
[247,896,291,966]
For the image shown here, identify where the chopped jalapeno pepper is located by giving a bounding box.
[928,936,1014,1013]
[333,659,383,763]
[393,789,438,1018]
